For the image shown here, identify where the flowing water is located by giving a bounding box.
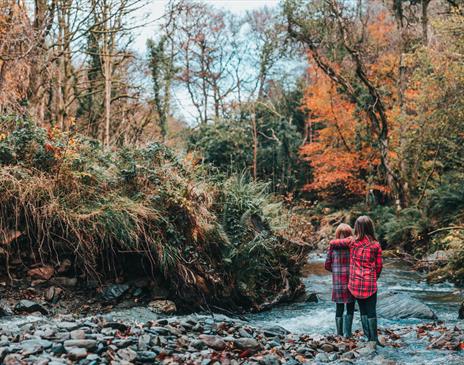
[246,254,464,364]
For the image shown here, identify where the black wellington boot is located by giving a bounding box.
[335,316,343,336]
[360,315,370,340]
[344,314,353,338]
[368,317,384,347]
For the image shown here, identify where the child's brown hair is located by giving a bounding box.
[354,215,377,240]
[335,223,353,239]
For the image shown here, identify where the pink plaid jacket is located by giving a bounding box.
[325,246,354,303]
[329,237,382,299]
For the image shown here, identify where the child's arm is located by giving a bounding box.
[324,247,333,272]
[329,237,352,248]
[375,244,383,278]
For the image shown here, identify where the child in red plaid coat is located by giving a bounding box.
[329,216,383,346]
[325,223,354,338]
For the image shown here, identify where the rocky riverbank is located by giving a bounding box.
[0,311,463,365]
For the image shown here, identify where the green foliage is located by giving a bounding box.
[382,208,429,247]
[188,79,310,195]
[212,175,300,302]
[350,204,429,249]
[189,121,253,175]
[426,173,464,224]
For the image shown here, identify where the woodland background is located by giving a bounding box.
[0,0,464,304]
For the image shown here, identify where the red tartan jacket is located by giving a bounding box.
[325,246,354,303]
[329,236,382,299]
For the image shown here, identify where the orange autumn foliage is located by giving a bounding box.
[300,70,382,199]
[299,9,400,200]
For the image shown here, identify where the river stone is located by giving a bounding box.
[260,354,280,365]
[117,348,137,361]
[315,352,330,362]
[45,286,63,303]
[136,351,157,362]
[3,354,24,365]
[306,293,319,303]
[148,299,177,314]
[233,337,259,350]
[67,347,87,360]
[190,339,205,350]
[283,360,301,365]
[14,300,48,315]
[21,344,43,356]
[57,321,81,331]
[103,321,130,332]
[149,326,170,336]
[70,329,86,339]
[372,355,397,365]
[377,291,437,319]
[268,340,280,348]
[20,339,53,351]
[198,335,226,351]
[0,346,8,359]
[320,343,337,352]
[138,334,151,350]
[0,301,13,316]
[112,338,135,348]
[238,328,253,338]
[357,341,377,356]
[262,325,290,337]
[459,301,464,319]
[341,351,356,360]
[51,343,65,355]
[101,284,130,302]
[64,339,97,350]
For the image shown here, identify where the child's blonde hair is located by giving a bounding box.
[335,223,353,239]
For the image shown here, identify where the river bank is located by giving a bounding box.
[0,255,463,364]
[0,312,370,364]
[0,307,463,365]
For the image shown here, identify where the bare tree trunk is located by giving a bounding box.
[395,0,411,208]
[102,0,112,147]
[251,110,258,180]
[421,0,431,46]
[103,56,112,146]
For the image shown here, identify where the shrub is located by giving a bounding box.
[0,118,309,310]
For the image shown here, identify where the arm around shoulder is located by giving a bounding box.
[325,247,333,272]
[329,237,352,248]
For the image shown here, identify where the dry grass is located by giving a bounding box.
[0,118,310,310]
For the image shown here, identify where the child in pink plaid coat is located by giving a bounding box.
[325,223,354,338]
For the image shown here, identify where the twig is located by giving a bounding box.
[428,226,464,235]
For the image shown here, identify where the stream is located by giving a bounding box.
[246,254,464,364]
[0,255,462,364]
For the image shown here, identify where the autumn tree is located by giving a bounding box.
[284,0,417,206]
[285,0,464,207]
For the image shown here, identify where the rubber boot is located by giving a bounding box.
[344,314,353,338]
[360,315,370,340]
[335,317,343,336]
[368,317,384,347]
